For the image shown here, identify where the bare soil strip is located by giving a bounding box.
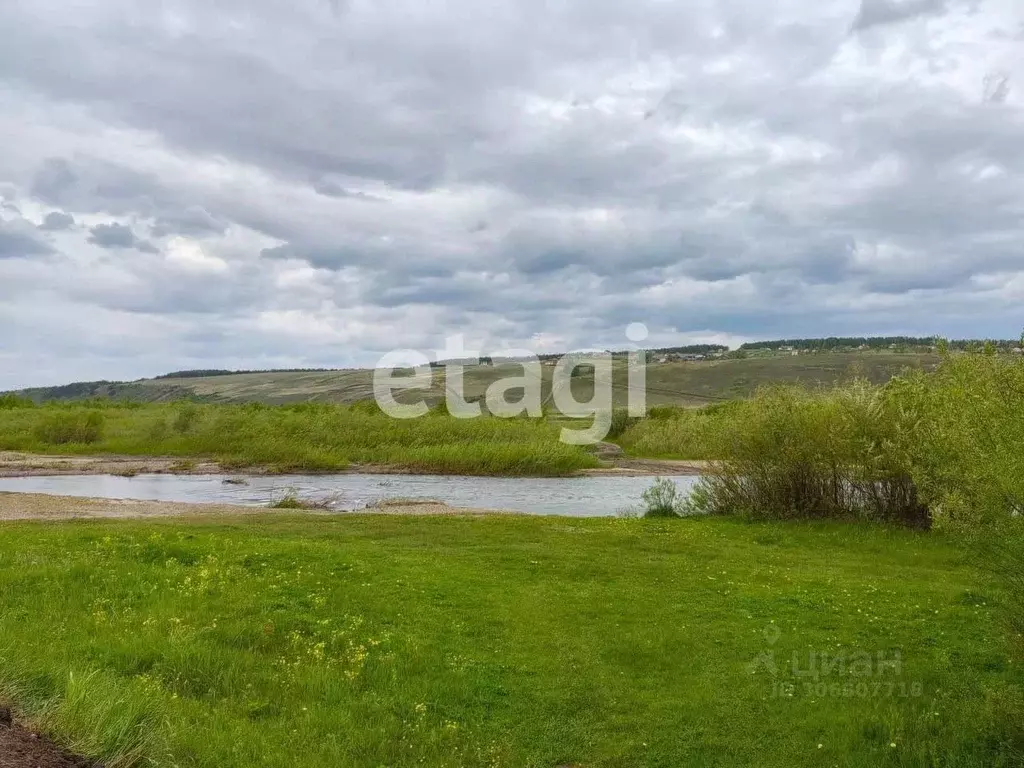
[0,492,515,521]
[582,458,708,476]
[0,451,706,479]
[0,707,94,768]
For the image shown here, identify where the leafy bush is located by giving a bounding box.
[640,478,686,518]
[33,410,105,445]
[685,382,928,527]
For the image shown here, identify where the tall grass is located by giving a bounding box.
[617,402,740,459]
[32,410,106,445]
[0,401,598,476]
[0,663,169,767]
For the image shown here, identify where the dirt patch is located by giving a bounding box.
[0,708,94,768]
[0,452,708,480]
[583,458,710,477]
[0,492,515,522]
[0,452,224,478]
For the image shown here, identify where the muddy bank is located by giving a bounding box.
[0,451,706,479]
[0,491,515,521]
[0,706,94,768]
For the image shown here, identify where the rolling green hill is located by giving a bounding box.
[15,351,941,408]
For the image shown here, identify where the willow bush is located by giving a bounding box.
[684,346,1024,534]
[685,381,929,527]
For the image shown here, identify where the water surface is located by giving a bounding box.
[0,473,699,517]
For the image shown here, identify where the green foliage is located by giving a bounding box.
[605,408,640,440]
[617,403,740,459]
[645,344,728,355]
[32,410,105,445]
[739,336,1022,353]
[683,383,929,527]
[0,393,34,409]
[882,351,1024,537]
[0,664,169,767]
[0,402,597,476]
[347,398,385,416]
[268,489,334,510]
[171,403,202,434]
[639,477,686,517]
[645,405,685,420]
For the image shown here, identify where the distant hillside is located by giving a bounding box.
[13,351,943,408]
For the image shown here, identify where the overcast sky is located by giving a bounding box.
[1,0,1022,389]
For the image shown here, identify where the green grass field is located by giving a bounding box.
[0,513,1019,767]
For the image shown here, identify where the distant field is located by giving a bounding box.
[18,352,941,408]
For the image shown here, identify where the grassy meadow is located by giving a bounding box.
[0,513,1020,768]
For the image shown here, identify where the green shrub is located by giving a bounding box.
[640,477,686,518]
[681,381,932,526]
[33,410,105,445]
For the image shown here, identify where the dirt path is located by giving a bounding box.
[0,492,516,522]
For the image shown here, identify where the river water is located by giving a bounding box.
[0,473,701,517]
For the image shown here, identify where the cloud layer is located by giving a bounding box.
[0,0,1022,388]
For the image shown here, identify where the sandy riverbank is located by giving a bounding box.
[0,491,517,521]
[0,451,708,479]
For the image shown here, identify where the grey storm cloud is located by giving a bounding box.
[312,178,386,202]
[87,223,158,253]
[150,206,228,238]
[30,158,77,203]
[0,0,1022,388]
[39,211,75,231]
[0,218,54,258]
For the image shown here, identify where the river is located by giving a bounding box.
[0,473,701,517]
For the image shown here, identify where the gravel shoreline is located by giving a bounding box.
[0,451,708,479]
[0,491,519,521]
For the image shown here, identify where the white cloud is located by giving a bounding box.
[0,0,1021,388]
